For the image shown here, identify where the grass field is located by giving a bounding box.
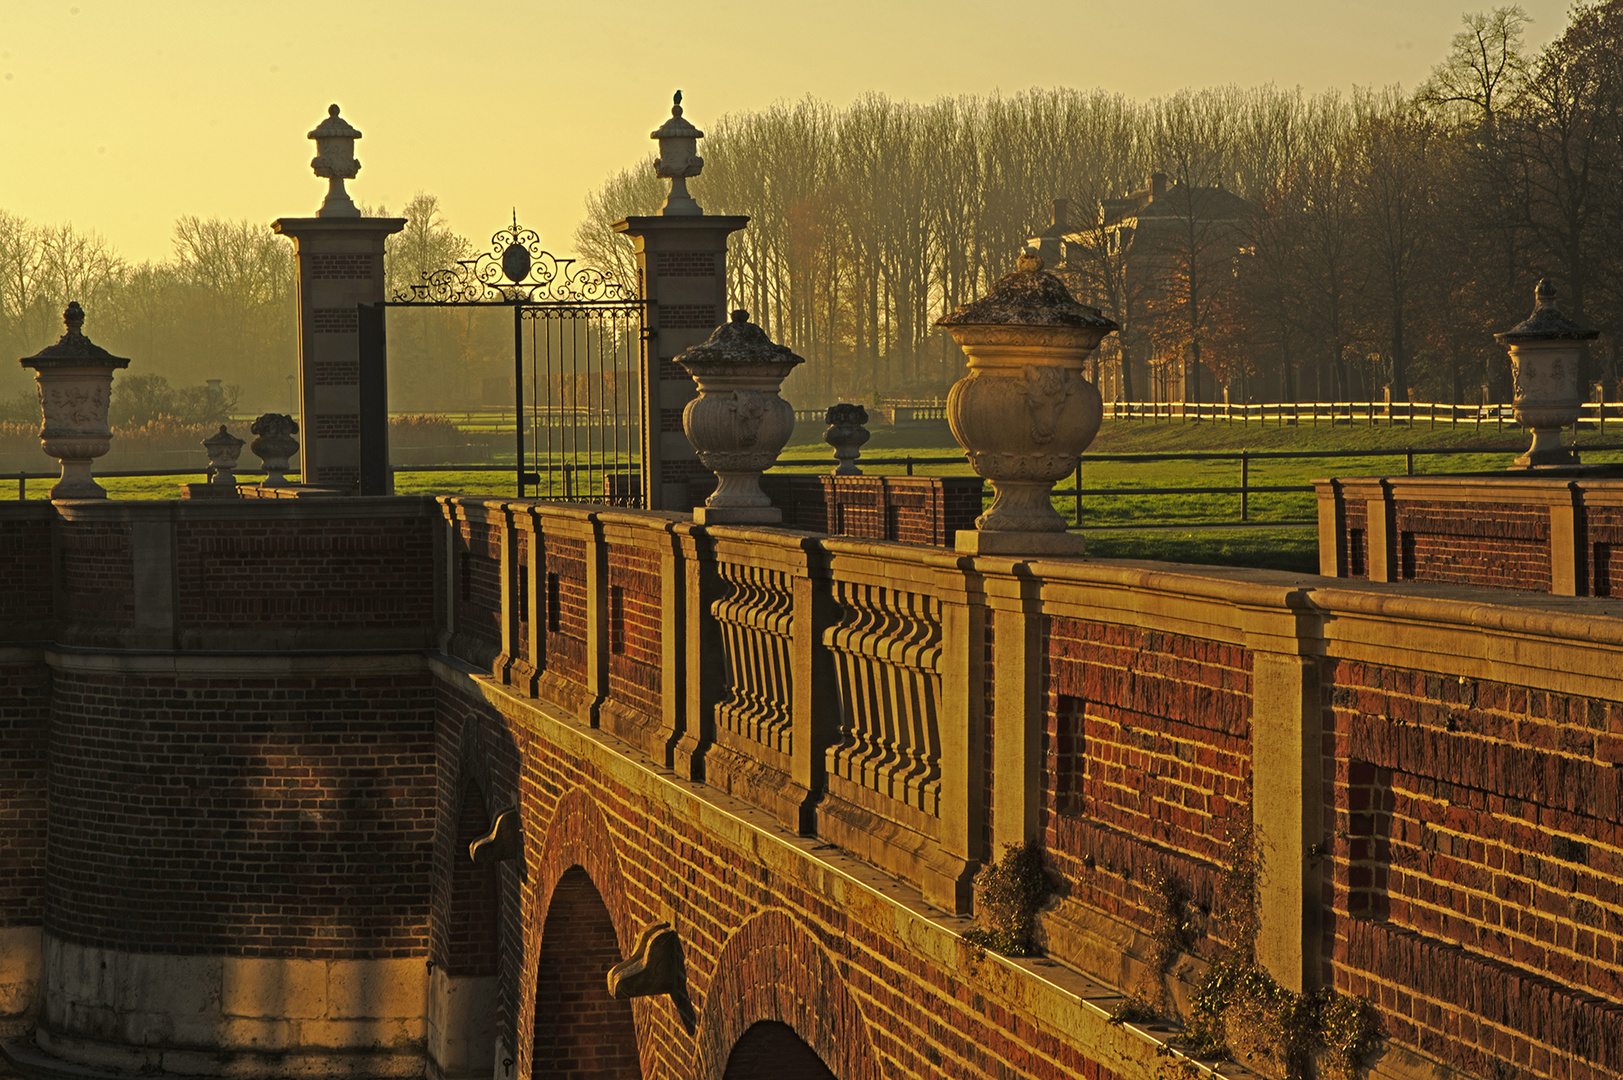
[11,413,1614,572]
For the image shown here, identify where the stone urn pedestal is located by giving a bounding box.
[676,310,804,525]
[938,252,1117,556]
[18,302,131,500]
[1496,279,1599,469]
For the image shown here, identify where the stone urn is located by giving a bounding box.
[675,309,804,524]
[824,403,870,475]
[19,302,131,500]
[250,413,300,486]
[937,251,1117,555]
[1496,279,1599,469]
[203,425,245,486]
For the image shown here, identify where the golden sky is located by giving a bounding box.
[1,0,1570,265]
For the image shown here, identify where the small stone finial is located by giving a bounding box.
[1536,278,1556,309]
[1017,248,1044,273]
[63,301,85,335]
[731,309,749,323]
[328,103,340,117]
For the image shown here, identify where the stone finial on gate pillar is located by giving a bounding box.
[652,91,705,217]
[273,102,405,493]
[614,94,750,512]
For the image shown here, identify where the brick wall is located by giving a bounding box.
[0,511,53,640]
[457,520,503,651]
[440,783,499,977]
[756,475,984,546]
[605,543,660,720]
[44,667,437,957]
[543,536,587,685]
[0,661,50,930]
[654,252,718,278]
[58,522,135,629]
[440,673,1143,1080]
[309,252,376,280]
[1341,498,1368,579]
[175,517,434,629]
[1316,478,1623,595]
[1395,500,1551,591]
[1042,617,1252,946]
[1323,659,1623,1079]
[1589,507,1623,597]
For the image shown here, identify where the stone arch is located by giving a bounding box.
[524,786,640,1079]
[722,1021,837,1079]
[532,867,642,1079]
[697,909,880,1080]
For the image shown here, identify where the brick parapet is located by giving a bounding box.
[41,652,437,959]
[1316,474,1623,595]
[6,490,1623,1080]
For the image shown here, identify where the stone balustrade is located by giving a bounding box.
[423,493,1623,1080]
[2,493,1615,1080]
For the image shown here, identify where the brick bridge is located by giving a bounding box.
[0,495,1618,1080]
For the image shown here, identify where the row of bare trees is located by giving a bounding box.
[0,192,513,415]
[0,213,297,412]
[578,3,1623,405]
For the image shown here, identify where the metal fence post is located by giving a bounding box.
[1074,462,1083,526]
[1240,450,1249,522]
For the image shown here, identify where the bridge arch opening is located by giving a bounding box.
[532,866,642,1079]
[722,1021,836,1080]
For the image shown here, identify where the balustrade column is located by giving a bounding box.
[1250,649,1325,995]
[930,563,988,914]
[984,567,1043,852]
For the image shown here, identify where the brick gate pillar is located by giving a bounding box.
[612,215,748,511]
[271,217,405,492]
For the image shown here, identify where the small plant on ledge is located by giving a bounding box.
[1183,819,1381,1080]
[963,840,1054,957]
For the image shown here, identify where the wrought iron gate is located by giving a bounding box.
[364,216,650,504]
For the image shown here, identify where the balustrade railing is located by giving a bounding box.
[824,580,944,817]
[712,560,796,755]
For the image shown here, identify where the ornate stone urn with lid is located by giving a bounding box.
[1495,279,1599,469]
[203,425,245,486]
[309,104,363,218]
[250,413,300,487]
[937,251,1118,554]
[675,309,804,524]
[19,302,131,500]
[824,403,870,475]
[652,91,705,216]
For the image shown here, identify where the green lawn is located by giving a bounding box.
[18,413,1613,573]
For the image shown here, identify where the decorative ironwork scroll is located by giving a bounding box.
[394,214,637,304]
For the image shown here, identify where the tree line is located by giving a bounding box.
[577,2,1623,406]
[4,4,1617,420]
[0,192,507,419]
